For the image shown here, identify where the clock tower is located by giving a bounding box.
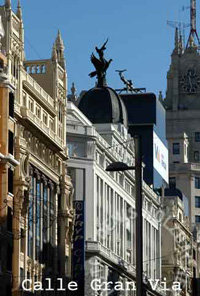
[165,3,200,237]
[165,35,200,111]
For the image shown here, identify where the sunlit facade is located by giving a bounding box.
[67,100,165,296]
[0,1,74,295]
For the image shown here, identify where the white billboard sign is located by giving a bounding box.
[153,132,169,183]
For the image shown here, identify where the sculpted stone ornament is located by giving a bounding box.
[89,39,112,87]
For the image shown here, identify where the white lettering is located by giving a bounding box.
[148,279,160,290]
[125,282,136,291]
[102,281,112,291]
[91,279,102,291]
[22,279,32,291]
[57,278,65,291]
[45,278,54,291]
[160,278,170,291]
[68,281,78,291]
[114,281,124,291]
[34,282,43,291]
[172,282,181,291]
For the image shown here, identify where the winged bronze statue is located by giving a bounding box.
[89,39,112,87]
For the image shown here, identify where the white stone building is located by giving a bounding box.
[67,96,165,296]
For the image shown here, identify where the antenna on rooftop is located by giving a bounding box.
[186,0,200,47]
[167,20,190,48]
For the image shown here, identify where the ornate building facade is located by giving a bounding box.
[0,38,19,296]
[0,1,74,295]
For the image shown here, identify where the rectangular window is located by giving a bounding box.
[35,182,41,261]
[58,104,63,123]
[7,207,12,232]
[8,131,14,155]
[8,168,13,194]
[195,196,200,208]
[43,186,48,244]
[195,215,200,223]
[43,111,48,125]
[20,229,25,253]
[28,98,34,112]
[9,93,14,118]
[195,177,200,189]
[194,151,200,161]
[36,104,41,119]
[49,117,54,131]
[195,132,200,142]
[28,176,34,258]
[173,143,180,155]
[28,168,55,263]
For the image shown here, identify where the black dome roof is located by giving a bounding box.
[78,86,128,127]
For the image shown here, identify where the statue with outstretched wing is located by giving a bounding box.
[89,39,112,87]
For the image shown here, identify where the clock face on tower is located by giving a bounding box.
[179,68,200,93]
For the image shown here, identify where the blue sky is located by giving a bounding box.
[11,0,193,96]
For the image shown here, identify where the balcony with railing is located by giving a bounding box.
[21,67,55,111]
[20,106,64,150]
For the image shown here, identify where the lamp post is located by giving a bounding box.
[106,135,144,296]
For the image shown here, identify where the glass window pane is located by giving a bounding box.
[195,132,200,142]
[195,196,200,208]
[173,143,180,155]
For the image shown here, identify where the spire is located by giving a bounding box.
[178,34,184,54]
[173,27,179,54]
[55,30,64,50]
[53,30,66,69]
[16,0,22,20]
[5,0,11,9]
[51,44,57,61]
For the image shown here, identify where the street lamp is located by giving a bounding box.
[106,135,144,296]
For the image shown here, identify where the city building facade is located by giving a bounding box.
[67,84,165,296]
[0,38,19,295]
[164,20,200,293]
[164,27,200,236]
[0,1,74,295]
[161,188,198,296]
